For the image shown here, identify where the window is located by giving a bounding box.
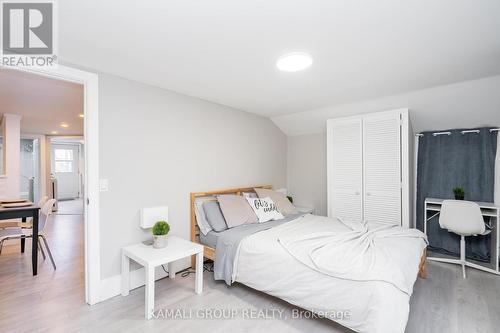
[54,148,74,173]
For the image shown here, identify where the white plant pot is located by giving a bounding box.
[153,235,168,249]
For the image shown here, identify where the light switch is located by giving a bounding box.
[99,179,109,192]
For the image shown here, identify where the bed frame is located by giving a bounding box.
[189,184,427,279]
[190,184,273,268]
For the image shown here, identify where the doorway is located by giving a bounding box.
[50,137,85,215]
[0,64,100,305]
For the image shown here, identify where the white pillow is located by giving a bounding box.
[245,197,284,223]
[195,198,213,235]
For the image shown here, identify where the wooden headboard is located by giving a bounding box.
[189,184,272,268]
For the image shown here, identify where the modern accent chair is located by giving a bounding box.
[438,200,491,278]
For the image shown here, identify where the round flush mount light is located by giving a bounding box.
[276,52,313,72]
[60,122,69,128]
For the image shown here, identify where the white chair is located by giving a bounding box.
[0,199,57,270]
[438,200,491,278]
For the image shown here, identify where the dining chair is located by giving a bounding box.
[0,196,49,229]
[0,199,57,270]
[438,200,491,278]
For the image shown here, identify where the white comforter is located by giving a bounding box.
[233,214,427,333]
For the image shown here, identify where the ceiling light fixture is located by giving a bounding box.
[51,131,58,135]
[79,113,84,118]
[276,52,313,72]
[60,122,69,128]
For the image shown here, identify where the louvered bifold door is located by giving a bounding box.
[362,112,402,225]
[327,118,363,221]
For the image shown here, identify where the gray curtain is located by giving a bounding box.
[416,127,497,261]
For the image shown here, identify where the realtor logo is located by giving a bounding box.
[1,0,57,67]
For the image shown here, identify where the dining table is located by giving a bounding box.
[0,204,40,275]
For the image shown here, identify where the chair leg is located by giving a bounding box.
[460,236,466,279]
[40,235,56,270]
[0,239,4,256]
[39,241,46,260]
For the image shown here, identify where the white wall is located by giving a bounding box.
[287,133,327,216]
[98,73,287,279]
[0,114,21,199]
[285,76,500,219]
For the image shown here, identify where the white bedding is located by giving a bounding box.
[233,214,427,333]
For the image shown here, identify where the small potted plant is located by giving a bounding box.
[152,220,170,249]
[453,187,465,200]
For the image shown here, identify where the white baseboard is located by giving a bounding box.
[98,258,191,303]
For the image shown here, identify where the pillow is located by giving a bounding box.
[245,197,284,223]
[254,188,298,216]
[217,195,258,228]
[194,198,213,235]
[202,201,228,232]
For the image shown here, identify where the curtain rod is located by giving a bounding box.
[416,128,500,137]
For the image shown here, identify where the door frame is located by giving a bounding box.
[2,64,101,305]
[19,134,45,202]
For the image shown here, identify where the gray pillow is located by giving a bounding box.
[202,201,228,232]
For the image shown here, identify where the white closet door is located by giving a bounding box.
[327,118,363,221]
[363,112,402,225]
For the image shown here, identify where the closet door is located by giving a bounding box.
[327,118,363,221]
[363,112,402,225]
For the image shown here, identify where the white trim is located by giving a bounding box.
[399,109,411,228]
[2,64,101,305]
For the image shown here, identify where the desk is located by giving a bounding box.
[0,205,40,275]
[424,198,500,275]
[121,236,204,319]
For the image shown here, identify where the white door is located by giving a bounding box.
[327,118,363,221]
[363,112,402,225]
[52,144,80,200]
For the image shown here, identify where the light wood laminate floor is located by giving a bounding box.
[1,210,500,332]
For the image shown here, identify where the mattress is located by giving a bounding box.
[199,213,306,249]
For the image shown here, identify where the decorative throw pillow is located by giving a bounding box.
[202,201,228,232]
[217,195,258,228]
[254,188,298,216]
[245,197,284,223]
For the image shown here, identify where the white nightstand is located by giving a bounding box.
[295,206,314,214]
[121,236,204,319]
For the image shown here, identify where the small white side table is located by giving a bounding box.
[295,206,314,214]
[121,236,204,319]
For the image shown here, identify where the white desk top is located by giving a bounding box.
[122,236,203,267]
[425,197,499,210]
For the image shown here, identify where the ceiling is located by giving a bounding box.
[58,0,500,117]
[0,68,84,135]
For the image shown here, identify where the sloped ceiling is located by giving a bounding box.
[272,75,500,136]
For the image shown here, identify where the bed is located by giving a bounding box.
[190,185,428,333]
